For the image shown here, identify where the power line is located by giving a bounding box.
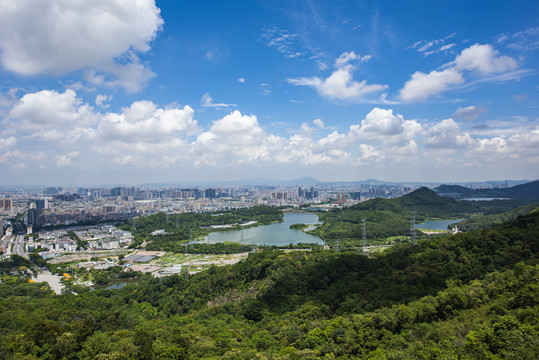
[186,229,191,255]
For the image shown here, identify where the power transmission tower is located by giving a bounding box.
[411,211,417,245]
[132,217,136,231]
[176,215,179,229]
[336,239,340,252]
[186,229,191,256]
[184,265,189,282]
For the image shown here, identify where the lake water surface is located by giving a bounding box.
[202,213,325,246]
[415,219,465,230]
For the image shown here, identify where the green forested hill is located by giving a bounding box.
[348,187,476,216]
[0,210,537,359]
[312,187,477,243]
[435,180,539,199]
[394,186,478,217]
[454,203,539,231]
[476,179,539,199]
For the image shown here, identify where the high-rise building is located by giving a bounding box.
[349,192,361,200]
[103,206,116,213]
[273,192,287,200]
[36,199,48,209]
[180,188,195,199]
[297,187,318,199]
[204,188,217,199]
[0,199,12,210]
[140,191,153,200]
[336,193,346,203]
[28,209,40,226]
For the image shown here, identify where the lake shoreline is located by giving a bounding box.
[198,213,325,246]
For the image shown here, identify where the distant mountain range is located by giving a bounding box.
[142,177,533,188]
[0,178,535,190]
[434,180,539,200]
[143,176,324,187]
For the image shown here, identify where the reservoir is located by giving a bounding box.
[415,219,465,230]
[202,213,325,246]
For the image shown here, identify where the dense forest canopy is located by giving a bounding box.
[310,187,479,245]
[0,209,537,359]
[452,203,539,231]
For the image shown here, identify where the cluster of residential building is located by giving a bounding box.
[31,225,133,259]
[0,182,429,238]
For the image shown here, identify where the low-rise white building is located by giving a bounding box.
[101,240,120,249]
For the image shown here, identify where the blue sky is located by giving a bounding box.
[0,0,538,185]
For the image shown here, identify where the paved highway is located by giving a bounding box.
[3,236,13,256]
[0,235,29,260]
[13,235,27,258]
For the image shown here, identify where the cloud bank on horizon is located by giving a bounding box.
[0,0,538,184]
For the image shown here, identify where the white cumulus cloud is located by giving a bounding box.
[473,137,509,154]
[0,0,163,92]
[425,118,474,149]
[201,93,236,108]
[334,51,372,67]
[56,151,80,168]
[400,68,464,102]
[453,105,487,122]
[98,101,198,142]
[313,119,324,128]
[288,52,388,102]
[455,44,517,75]
[96,94,113,109]
[350,108,423,146]
[508,128,539,150]
[8,89,99,145]
[400,43,519,102]
[0,136,17,150]
[203,110,264,145]
[9,89,97,129]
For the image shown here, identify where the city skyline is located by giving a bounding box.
[1,1,538,185]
